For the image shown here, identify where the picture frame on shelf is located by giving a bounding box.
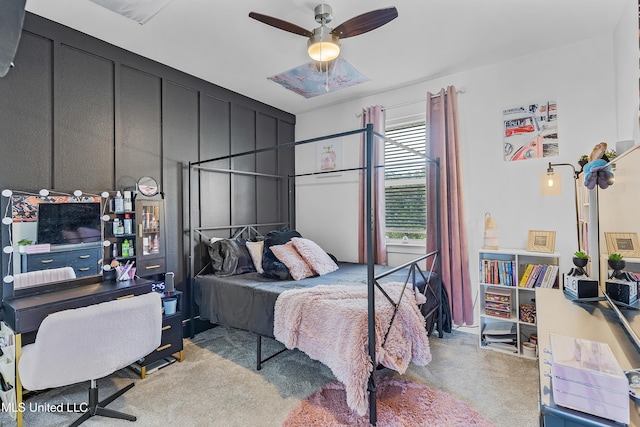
[527,230,556,253]
[604,232,640,258]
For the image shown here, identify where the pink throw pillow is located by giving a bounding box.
[291,237,338,276]
[270,241,314,281]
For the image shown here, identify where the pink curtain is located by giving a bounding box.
[358,105,387,265]
[426,87,473,326]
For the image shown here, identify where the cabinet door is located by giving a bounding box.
[136,199,166,261]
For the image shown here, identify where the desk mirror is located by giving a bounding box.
[0,189,110,299]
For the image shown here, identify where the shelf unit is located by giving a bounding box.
[104,196,166,280]
[478,248,560,359]
[0,322,17,420]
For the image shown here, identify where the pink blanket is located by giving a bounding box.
[274,282,432,416]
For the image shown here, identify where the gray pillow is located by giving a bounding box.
[208,238,256,277]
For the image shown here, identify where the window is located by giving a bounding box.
[384,122,426,241]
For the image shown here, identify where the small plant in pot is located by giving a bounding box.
[572,251,589,275]
[17,238,32,253]
[608,253,626,278]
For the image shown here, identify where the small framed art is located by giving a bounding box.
[604,232,640,257]
[527,230,556,253]
[316,139,342,173]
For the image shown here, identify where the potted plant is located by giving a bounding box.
[608,253,625,278]
[17,238,32,253]
[572,251,589,275]
[578,155,589,167]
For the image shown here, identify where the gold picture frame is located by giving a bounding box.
[604,232,640,257]
[527,230,556,253]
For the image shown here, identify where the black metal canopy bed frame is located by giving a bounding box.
[187,124,443,425]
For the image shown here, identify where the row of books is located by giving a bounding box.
[518,264,559,288]
[479,259,516,286]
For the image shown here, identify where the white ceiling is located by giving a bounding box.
[24,0,630,115]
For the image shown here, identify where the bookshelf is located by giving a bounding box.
[478,248,560,358]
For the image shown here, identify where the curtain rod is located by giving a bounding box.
[384,86,466,111]
[356,86,466,118]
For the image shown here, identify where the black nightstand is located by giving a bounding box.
[131,290,184,378]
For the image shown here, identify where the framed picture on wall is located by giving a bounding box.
[503,101,558,162]
[527,230,556,253]
[604,232,640,257]
[316,139,343,174]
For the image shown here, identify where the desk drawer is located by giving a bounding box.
[23,247,101,277]
[94,284,150,304]
[138,314,183,366]
[14,296,95,333]
[136,257,166,277]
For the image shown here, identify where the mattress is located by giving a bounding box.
[194,262,429,338]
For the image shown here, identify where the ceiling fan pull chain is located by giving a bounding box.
[325,61,329,92]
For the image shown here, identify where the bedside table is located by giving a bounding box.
[131,291,184,378]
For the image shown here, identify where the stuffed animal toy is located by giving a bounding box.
[588,142,607,162]
[583,142,614,189]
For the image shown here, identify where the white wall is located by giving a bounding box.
[294,21,637,321]
[614,0,639,142]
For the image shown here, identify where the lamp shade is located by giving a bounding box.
[540,171,562,196]
[482,212,499,250]
[307,27,340,62]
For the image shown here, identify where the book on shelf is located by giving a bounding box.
[533,265,548,288]
[537,265,552,288]
[526,264,544,288]
[480,259,516,286]
[541,265,559,288]
[519,264,534,287]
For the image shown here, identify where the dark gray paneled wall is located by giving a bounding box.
[0,13,295,313]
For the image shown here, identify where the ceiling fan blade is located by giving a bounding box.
[249,12,313,37]
[331,7,398,39]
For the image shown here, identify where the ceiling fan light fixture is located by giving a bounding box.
[307,27,340,62]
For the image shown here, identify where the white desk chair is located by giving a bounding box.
[18,292,162,426]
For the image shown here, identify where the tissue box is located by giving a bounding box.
[550,334,629,424]
[605,279,638,305]
[563,275,598,298]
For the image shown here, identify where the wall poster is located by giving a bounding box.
[316,139,342,174]
[503,101,558,162]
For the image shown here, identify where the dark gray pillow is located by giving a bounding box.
[208,238,256,277]
[261,230,302,279]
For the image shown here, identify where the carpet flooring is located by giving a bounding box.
[0,326,540,426]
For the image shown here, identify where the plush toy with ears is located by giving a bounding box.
[583,142,614,189]
[588,142,607,162]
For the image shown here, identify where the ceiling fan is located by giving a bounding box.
[249,4,398,63]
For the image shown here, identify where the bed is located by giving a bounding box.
[194,261,433,339]
[188,124,444,423]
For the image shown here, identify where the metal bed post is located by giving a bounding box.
[188,161,195,339]
[364,123,377,426]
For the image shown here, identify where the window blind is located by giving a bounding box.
[384,122,427,239]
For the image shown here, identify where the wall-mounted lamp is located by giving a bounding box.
[540,162,581,252]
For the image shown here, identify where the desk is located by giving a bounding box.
[537,288,640,426]
[2,278,152,427]
[3,278,152,335]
